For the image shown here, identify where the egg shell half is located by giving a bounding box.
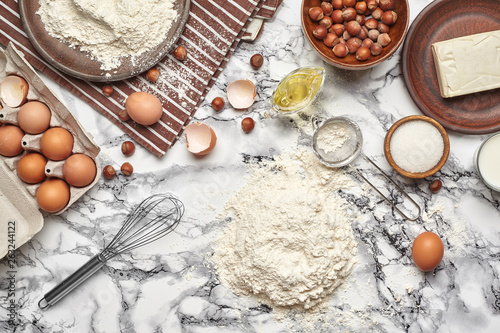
[125,92,163,126]
[185,122,217,155]
[411,231,444,272]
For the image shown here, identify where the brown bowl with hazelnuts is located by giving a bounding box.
[301,0,410,70]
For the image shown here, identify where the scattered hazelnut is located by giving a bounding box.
[346,37,362,54]
[308,7,324,21]
[365,18,378,30]
[355,1,367,14]
[333,43,349,57]
[379,0,395,11]
[146,68,160,82]
[331,9,344,24]
[371,42,383,55]
[319,16,333,30]
[377,32,392,46]
[429,179,443,193]
[342,8,357,22]
[121,141,136,157]
[121,162,133,176]
[211,97,225,111]
[372,7,384,20]
[321,2,334,16]
[356,46,371,61]
[102,85,113,97]
[330,23,345,36]
[345,20,361,36]
[241,117,255,133]
[250,54,264,69]
[343,0,356,7]
[313,25,328,40]
[323,33,338,47]
[103,165,116,180]
[118,109,130,122]
[174,46,187,61]
[366,0,380,11]
[332,0,343,10]
[381,10,398,25]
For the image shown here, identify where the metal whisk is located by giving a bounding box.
[38,194,184,309]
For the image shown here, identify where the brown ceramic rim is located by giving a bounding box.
[384,115,450,179]
[301,0,410,70]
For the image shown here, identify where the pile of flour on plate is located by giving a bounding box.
[37,0,177,70]
[213,149,358,310]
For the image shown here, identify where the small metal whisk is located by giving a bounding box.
[38,194,184,309]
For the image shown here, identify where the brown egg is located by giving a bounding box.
[17,152,47,184]
[63,154,97,187]
[411,231,444,272]
[36,178,70,213]
[125,91,163,126]
[0,124,25,157]
[17,101,51,134]
[40,127,74,161]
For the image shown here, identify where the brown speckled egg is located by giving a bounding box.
[0,124,24,157]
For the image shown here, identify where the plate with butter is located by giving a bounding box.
[401,0,500,134]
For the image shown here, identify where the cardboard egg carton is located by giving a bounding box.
[0,43,101,259]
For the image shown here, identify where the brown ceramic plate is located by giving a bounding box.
[18,0,190,82]
[301,0,409,70]
[401,0,500,134]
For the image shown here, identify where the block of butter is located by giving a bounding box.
[431,30,500,98]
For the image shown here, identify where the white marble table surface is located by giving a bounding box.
[2,0,500,332]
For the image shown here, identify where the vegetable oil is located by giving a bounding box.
[270,66,325,114]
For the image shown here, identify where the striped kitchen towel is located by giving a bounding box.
[0,0,281,157]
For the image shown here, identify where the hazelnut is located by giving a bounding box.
[377,22,390,34]
[330,24,346,36]
[331,9,344,24]
[319,16,333,29]
[355,14,365,26]
[342,7,357,21]
[333,43,349,57]
[370,42,383,55]
[146,68,160,82]
[358,26,369,40]
[332,0,343,10]
[321,2,334,16]
[361,38,373,48]
[372,7,384,20]
[313,25,328,40]
[365,18,378,30]
[367,29,380,41]
[241,117,255,133]
[356,46,371,61]
[332,37,345,47]
[174,46,187,61]
[102,85,113,97]
[118,109,130,122]
[377,32,392,46]
[345,20,361,36]
[342,30,352,40]
[250,53,264,69]
[381,10,398,25]
[308,7,324,21]
[211,97,225,111]
[121,162,133,176]
[121,141,136,157]
[355,1,367,14]
[345,37,362,54]
[343,0,356,7]
[366,0,380,11]
[323,33,338,48]
[429,179,443,193]
[379,0,395,11]
[103,165,116,180]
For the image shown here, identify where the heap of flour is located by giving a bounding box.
[213,149,358,310]
[37,0,177,70]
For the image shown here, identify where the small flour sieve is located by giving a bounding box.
[312,116,421,221]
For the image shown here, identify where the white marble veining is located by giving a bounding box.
[2,0,500,332]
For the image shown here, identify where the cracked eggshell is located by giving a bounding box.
[0,75,29,107]
[226,79,256,110]
[185,122,217,156]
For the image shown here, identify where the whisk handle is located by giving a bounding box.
[38,255,105,309]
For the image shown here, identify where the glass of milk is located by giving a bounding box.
[475,133,500,191]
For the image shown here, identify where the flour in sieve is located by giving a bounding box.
[37,0,177,70]
[212,149,358,310]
